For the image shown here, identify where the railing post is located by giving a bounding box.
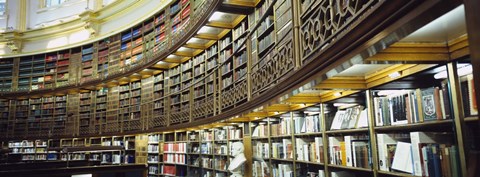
[292,0,302,69]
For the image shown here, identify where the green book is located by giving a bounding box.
[421,87,437,121]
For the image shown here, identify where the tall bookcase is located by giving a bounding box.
[0,58,13,92]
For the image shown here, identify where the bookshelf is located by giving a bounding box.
[0,1,477,177]
[0,58,13,92]
[0,99,9,133]
[3,135,137,164]
[95,88,108,133]
[79,91,93,135]
[80,44,96,83]
[148,133,162,176]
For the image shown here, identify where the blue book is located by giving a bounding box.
[426,145,435,177]
[432,144,442,177]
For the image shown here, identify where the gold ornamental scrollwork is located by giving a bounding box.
[300,0,380,62]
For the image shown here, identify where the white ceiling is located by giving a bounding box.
[400,5,466,43]
[334,64,393,77]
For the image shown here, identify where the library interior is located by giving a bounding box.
[0,0,479,177]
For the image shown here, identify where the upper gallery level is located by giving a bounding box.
[0,0,223,94]
[0,0,472,134]
[0,0,175,55]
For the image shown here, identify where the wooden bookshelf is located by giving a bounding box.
[0,1,477,177]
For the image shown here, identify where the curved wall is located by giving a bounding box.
[0,0,171,56]
[0,0,458,140]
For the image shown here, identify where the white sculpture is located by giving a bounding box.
[228,142,246,177]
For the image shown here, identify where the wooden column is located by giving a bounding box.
[462,1,480,177]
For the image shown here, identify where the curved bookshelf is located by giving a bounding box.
[0,0,221,97]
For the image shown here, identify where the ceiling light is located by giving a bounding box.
[334,92,342,97]
[197,26,210,34]
[208,12,225,22]
[388,71,401,79]
[178,47,190,52]
[333,103,357,107]
[433,64,472,79]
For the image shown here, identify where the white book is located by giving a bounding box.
[314,137,323,163]
[328,137,341,165]
[356,109,368,128]
[439,91,447,119]
[295,138,307,161]
[303,144,309,161]
[318,170,325,177]
[344,136,353,167]
[252,125,259,137]
[410,91,419,123]
[347,107,360,129]
[374,97,384,126]
[330,111,345,130]
[391,141,413,174]
[283,139,292,159]
[376,134,398,171]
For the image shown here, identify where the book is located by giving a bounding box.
[410,132,451,176]
[344,136,353,167]
[391,141,413,173]
[283,139,293,159]
[330,110,345,130]
[314,137,324,163]
[352,141,369,168]
[295,138,307,161]
[377,134,399,171]
[421,87,439,121]
[467,74,478,116]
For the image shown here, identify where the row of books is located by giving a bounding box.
[295,137,324,163]
[380,132,461,177]
[163,153,186,164]
[164,142,187,153]
[295,114,321,133]
[374,87,450,126]
[330,105,368,130]
[271,139,293,159]
[328,135,371,168]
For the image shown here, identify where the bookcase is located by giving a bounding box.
[0,1,478,176]
[144,124,244,177]
[148,133,162,176]
[0,58,13,92]
[152,72,167,128]
[0,99,9,133]
[95,88,108,133]
[79,91,93,135]
[3,135,138,165]
[0,0,206,95]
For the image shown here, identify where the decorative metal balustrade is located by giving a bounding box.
[300,0,381,63]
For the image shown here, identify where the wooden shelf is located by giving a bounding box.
[327,164,373,172]
[374,120,453,132]
[326,128,369,135]
[377,170,415,177]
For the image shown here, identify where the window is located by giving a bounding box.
[44,0,68,8]
[0,0,6,16]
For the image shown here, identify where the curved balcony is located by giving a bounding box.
[0,0,465,139]
[0,0,222,96]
